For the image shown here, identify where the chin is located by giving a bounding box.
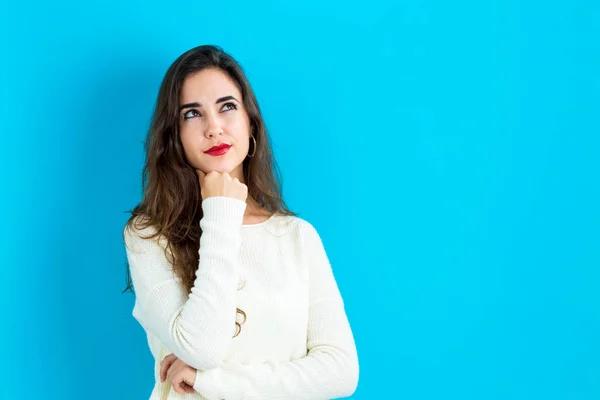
[202,162,239,174]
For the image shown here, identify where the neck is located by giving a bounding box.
[227,166,266,216]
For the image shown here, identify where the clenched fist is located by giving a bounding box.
[160,353,196,395]
[196,170,248,202]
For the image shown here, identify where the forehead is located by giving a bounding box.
[180,68,241,102]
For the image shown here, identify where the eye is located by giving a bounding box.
[183,109,200,120]
[222,102,237,112]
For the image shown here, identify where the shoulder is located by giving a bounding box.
[122,215,167,252]
[265,214,322,245]
[293,216,319,237]
[123,214,154,239]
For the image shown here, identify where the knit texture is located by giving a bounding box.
[123,196,359,400]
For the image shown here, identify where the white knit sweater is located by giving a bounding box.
[123,196,359,400]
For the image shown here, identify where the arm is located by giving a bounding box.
[192,220,360,400]
[124,196,246,371]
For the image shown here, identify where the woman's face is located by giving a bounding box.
[178,68,251,180]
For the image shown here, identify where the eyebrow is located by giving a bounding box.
[178,96,240,112]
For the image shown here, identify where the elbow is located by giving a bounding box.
[183,353,222,371]
[339,358,359,397]
[173,340,226,372]
[169,321,230,371]
[335,347,359,398]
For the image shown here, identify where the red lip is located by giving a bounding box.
[204,144,231,156]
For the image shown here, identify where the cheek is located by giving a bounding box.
[179,127,202,157]
[229,109,251,130]
[230,117,251,141]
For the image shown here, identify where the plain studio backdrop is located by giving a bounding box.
[1,1,598,399]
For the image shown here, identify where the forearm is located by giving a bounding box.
[193,300,359,400]
[128,196,246,371]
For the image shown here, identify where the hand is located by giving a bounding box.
[196,170,248,202]
[160,353,197,395]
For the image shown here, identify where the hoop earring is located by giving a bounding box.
[247,135,257,158]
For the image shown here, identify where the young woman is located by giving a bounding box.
[122,45,359,400]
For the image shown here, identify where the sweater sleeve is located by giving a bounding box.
[123,196,246,372]
[192,220,359,400]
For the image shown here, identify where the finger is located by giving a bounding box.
[166,361,177,383]
[160,354,173,382]
[160,354,177,382]
[168,376,194,395]
[160,362,167,383]
[162,353,177,366]
[173,382,185,395]
[182,382,195,394]
[172,378,192,395]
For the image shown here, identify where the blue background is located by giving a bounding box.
[1,1,598,399]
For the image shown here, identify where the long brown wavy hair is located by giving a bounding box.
[122,44,296,337]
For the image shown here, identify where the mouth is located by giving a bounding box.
[204,144,232,156]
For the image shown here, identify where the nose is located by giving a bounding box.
[204,113,223,138]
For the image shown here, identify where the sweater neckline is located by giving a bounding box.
[241,212,278,228]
